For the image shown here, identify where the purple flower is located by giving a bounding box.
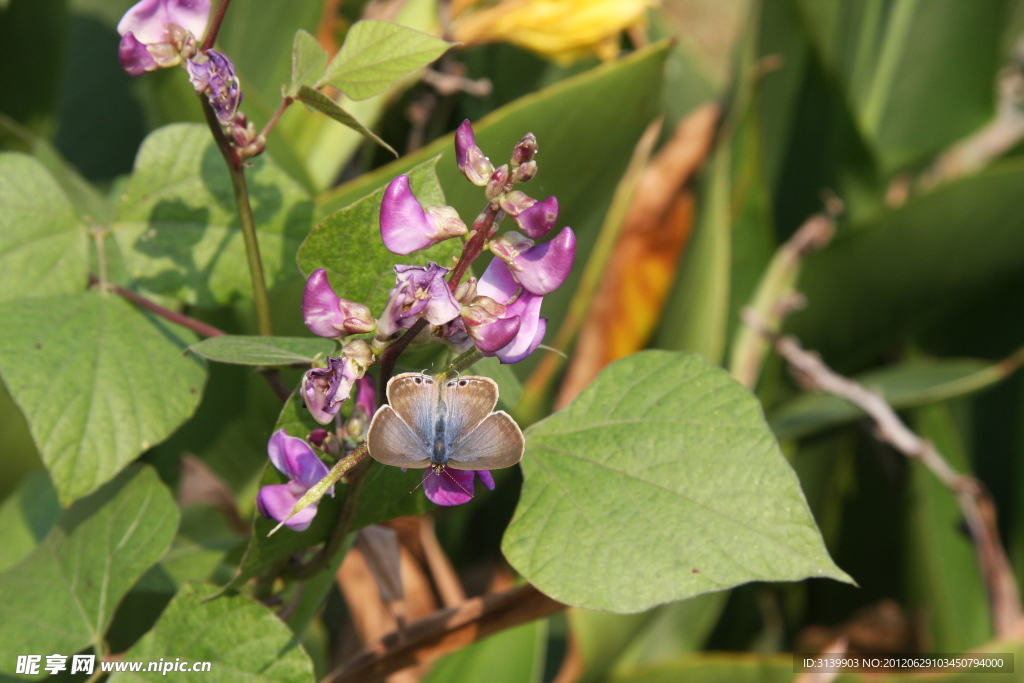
[354,375,377,420]
[492,227,575,296]
[476,259,547,364]
[186,50,242,125]
[377,263,461,338]
[455,120,494,186]
[118,33,159,76]
[423,468,495,506]
[118,0,209,44]
[461,296,522,353]
[256,430,333,531]
[380,176,467,255]
[303,269,376,338]
[302,341,373,425]
[514,196,558,239]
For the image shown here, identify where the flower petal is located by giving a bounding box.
[266,429,291,476]
[118,32,158,76]
[380,175,436,255]
[512,227,575,295]
[476,470,496,490]
[302,268,345,338]
[282,435,330,490]
[256,484,318,531]
[423,468,476,506]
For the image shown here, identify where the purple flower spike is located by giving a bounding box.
[477,259,547,364]
[118,0,210,45]
[380,176,467,255]
[515,196,559,239]
[423,468,496,506]
[509,227,576,295]
[257,429,333,531]
[303,269,376,338]
[377,263,461,338]
[118,33,158,76]
[186,50,242,125]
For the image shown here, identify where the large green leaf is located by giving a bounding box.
[0,291,206,504]
[111,124,314,307]
[794,0,1004,171]
[0,465,178,661]
[222,383,429,592]
[422,619,547,683]
[502,350,850,613]
[297,155,456,315]
[0,470,60,573]
[0,153,89,304]
[187,335,335,366]
[317,43,670,377]
[109,583,314,683]
[318,20,453,100]
[788,160,1024,362]
[769,357,1010,440]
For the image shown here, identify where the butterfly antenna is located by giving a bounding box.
[408,476,426,495]
[537,344,568,359]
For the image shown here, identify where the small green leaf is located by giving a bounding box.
[318,19,453,100]
[297,155,459,314]
[111,124,314,307]
[289,29,328,97]
[502,350,850,613]
[769,357,1006,441]
[109,583,314,683]
[0,292,207,504]
[188,335,335,366]
[295,85,397,155]
[0,153,89,304]
[0,465,178,661]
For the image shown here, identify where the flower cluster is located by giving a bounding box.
[258,121,572,523]
[117,0,263,158]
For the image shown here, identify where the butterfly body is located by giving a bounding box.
[368,373,525,472]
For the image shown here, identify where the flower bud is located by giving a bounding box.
[461,296,522,353]
[308,428,329,448]
[455,120,494,186]
[303,269,376,338]
[512,133,538,166]
[380,175,467,255]
[486,164,510,202]
[514,195,558,239]
[498,191,535,217]
[454,277,477,304]
[513,160,537,183]
[489,231,535,266]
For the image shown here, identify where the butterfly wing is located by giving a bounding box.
[387,373,438,441]
[447,411,525,470]
[367,405,431,468]
[442,376,499,444]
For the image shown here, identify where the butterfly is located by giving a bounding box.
[367,373,525,474]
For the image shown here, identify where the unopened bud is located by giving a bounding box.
[454,278,478,304]
[489,231,534,266]
[486,164,510,202]
[464,147,494,186]
[513,160,537,183]
[499,191,535,217]
[512,133,538,166]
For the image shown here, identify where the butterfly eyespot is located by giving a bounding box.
[459,379,468,386]
[414,377,422,384]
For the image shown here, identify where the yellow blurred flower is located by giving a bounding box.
[451,0,656,65]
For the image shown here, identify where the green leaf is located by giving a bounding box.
[422,619,547,683]
[294,85,397,156]
[289,29,328,97]
[502,350,850,613]
[0,291,206,504]
[907,403,991,652]
[789,160,1024,362]
[188,335,335,366]
[0,153,89,304]
[298,155,457,314]
[610,654,792,683]
[318,19,453,100]
[111,124,314,307]
[109,583,314,683]
[769,357,1010,441]
[318,43,671,379]
[0,470,60,573]
[0,465,178,660]
[221,384,429,592]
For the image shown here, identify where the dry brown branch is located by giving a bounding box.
[323,584,565,683]
[742,309,1024,638]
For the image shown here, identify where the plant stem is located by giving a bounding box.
[92,275,226,338]
[259,96,294,141]
[200,98,275,337]
[201,0,232,51]
[436,348,484,381]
